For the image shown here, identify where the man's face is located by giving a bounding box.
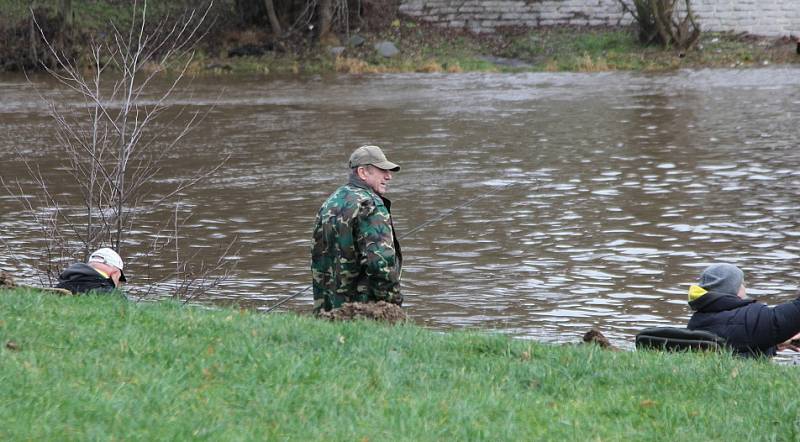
[91,261,124,288]
[358,165,393,195]
[110,268,124,288]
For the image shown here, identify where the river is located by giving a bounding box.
[2,68,800,348]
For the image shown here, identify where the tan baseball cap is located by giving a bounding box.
[348,145,400,171]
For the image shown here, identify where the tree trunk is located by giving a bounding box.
[29,9,37,62]
[649,0,674,48]
[621,0,701,50]
[318,0,333,42]
[235,0,267,26]
[57,0,72,53]
[263,0,282,36]
[60,0,73,29]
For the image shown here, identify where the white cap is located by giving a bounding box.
[88,248,126,281]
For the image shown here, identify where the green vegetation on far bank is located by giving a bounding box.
[201,24,800,76]
[2,288,800,440]
[2,0,799,75]
[0,0,190,29]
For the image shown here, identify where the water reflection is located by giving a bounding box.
[2,68,800,347]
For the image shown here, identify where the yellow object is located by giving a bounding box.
[688,284,707,301]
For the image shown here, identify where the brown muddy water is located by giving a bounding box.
[2,69,800,348]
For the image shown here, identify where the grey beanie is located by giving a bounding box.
[698,263,744,296]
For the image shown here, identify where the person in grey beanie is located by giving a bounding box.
[687,263,800,357]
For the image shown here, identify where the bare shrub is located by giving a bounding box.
[1,1,236,300]
[618,0,701,50]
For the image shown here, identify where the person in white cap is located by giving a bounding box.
[311,145,403,314]
[56,247,127,295]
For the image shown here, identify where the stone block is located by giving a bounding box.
[518,13,541,20]
[538,12,568,20]
[395,0,800,37]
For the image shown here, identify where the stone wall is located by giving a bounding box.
[398,0,800,37]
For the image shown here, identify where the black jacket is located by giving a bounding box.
[688,290,800,357]
[56,263,118,295]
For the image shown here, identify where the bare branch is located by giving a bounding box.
[9,0,234,298]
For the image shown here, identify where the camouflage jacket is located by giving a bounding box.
[311,175,402,313]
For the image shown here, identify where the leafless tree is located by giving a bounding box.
[2,1,236,299]
[264,0,283,37]
[131,201,239,303]
[618,0,701,50]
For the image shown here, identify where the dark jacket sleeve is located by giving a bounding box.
[767,298,800,345]
[744,299,800,354]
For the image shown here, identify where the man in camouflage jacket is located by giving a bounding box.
[311,145,403,314]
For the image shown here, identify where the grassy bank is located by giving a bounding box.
[2,289,800,440]
[202,25,800,75]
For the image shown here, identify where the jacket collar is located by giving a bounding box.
[348,173,391,210]
[688,288,754,312]
[60,263,112,281]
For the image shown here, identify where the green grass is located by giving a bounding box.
[2,288,800,440]
[504,28,637,60]
[211,26,798,76]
